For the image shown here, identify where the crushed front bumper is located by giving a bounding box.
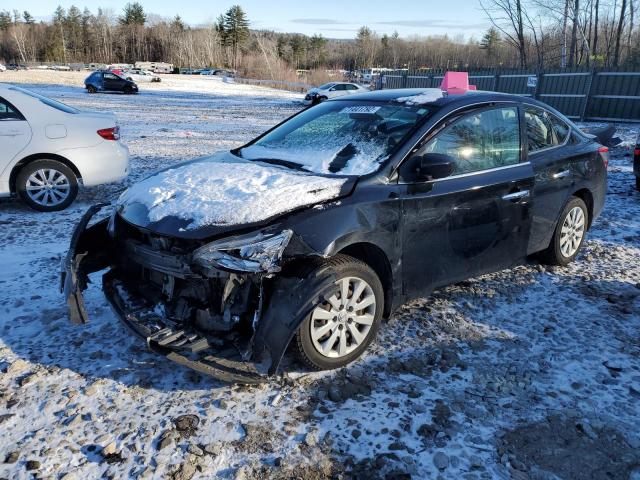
[102,271,268,383]
[60,205,319,384]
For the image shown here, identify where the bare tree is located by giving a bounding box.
[481,0,528,67]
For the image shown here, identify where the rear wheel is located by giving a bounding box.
[16,160,79,212]
[294,255,384,370]
[539,196,588,266]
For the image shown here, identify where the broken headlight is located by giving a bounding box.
[192,229,293,273]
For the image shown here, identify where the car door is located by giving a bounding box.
[0,96,32,171]
[103,72,122,91]
[329,84,347,98]
[399,104,535,298]
[523,105,579,253]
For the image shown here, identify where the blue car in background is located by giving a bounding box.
[84,71,138,94]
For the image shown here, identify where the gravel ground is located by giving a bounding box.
[0,73,639,480]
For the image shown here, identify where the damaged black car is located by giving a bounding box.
[62,87,608,383]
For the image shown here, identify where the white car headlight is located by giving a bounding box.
[192,230,293,273]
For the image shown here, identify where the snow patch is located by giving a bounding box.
[117,152,347,229]
[395,88,444,105]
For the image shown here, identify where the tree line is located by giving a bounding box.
[0,1,638,77]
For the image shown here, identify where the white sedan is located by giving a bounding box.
[303,82,369,106]
[123,69,161,83]
[0,84,129,211]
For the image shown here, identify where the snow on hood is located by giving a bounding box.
[117,152,348,230]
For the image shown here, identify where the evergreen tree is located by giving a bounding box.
[222,5,249,70]
[0,11,12,30]
[171,15,185,31]
[480,27,501,59]
[23,11,34,25]
[120,2,146,26]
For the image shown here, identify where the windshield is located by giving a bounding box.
[238,100,432,176]
[10,86,79,114]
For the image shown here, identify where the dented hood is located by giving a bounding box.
[117,151,354,239]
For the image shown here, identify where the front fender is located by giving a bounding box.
[254,262,341,375]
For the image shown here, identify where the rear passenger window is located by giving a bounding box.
[421,106,520,176]
[548,113,571,143]
[525,106,567,152]
[0,98,23,120]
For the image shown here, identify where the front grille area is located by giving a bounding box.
[112,215,259,334]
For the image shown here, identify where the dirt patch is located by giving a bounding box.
[498,414,640,479]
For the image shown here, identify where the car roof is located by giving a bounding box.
[329,88,532,106]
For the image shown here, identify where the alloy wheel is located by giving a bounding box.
[310,276,376,358]
[560,206,585,257]
[25,168,71,208]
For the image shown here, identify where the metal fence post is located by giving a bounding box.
[534,72,543,100]
[580,70,595,121]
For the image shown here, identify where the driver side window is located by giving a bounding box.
[418,106,520,176]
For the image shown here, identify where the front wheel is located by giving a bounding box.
[16,160,79,212]
[87,85,97,93]
[294,255,384,370]
[539,196,589,266]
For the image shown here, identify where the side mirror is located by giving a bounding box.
[410,153,455,181]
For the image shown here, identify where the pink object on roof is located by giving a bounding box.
[440,71,476,94]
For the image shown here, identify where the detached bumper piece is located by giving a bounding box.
[103,271,268,384]
[61,203,111,324]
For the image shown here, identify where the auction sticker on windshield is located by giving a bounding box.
[339,106,382,114]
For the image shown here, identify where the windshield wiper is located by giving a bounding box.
[250,158,311,172]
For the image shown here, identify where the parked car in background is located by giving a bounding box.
[123,68,161,83]
[303,82,369,106]
[634,134,640,191]
[0,84,129,211]
[63,84,607,383]
[7,64,27,70]
[84,71,139,94]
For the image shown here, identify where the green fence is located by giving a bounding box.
[377,69,640,122]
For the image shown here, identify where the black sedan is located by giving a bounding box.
[62,88,608,382]
[84,70,138,94]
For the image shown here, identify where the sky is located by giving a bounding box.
[13,0,491,40]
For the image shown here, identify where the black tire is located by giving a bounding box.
[16,160,79,212]
[539,196,589,266]
[87,85,97,93]
[294,254,384,371]
[636,177,640,191]
[123,85,134,94]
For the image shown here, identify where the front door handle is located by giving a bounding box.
[552,170,571,180]
[502,190,530,201]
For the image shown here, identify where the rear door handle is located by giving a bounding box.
[552,170,571,179]
[502,190,530,201]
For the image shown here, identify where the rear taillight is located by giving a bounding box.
[97,126,120,141]
[598,145,609,169]
[634,147,640,157]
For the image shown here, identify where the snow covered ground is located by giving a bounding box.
[0,74,639,480]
